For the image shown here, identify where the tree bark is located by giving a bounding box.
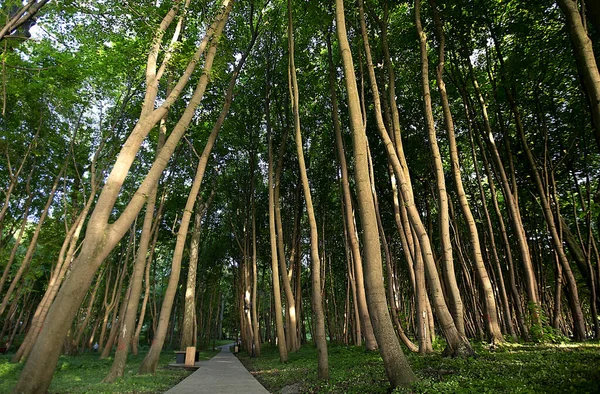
[266,43,288,363]
[557,0,600,151]
[336,0,416,387]
[415,0,467,339]
[138,8,242,371]
[429,0,503,343]
[288,0,328,378]
[326,29,377,351]
[13,3,232,392]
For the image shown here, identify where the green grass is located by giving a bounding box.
[0,347,220,393]
[239,341,600,393]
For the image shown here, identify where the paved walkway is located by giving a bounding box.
[165,344,270,394]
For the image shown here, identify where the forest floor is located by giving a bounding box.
[0,341,230,393]
[239,341,600,393]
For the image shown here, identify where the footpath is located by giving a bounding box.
[165,344,270,394]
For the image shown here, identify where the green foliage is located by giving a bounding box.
[241,343,600,394]
[528,303,569,344]
[0,348,219,393]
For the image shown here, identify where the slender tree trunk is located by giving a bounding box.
[74,271,103,351]
[0,187,33,310]
[181,191,213,349]
[0,129,38,243]
[14,3,233,391]
[0,161,65,314]
[12,169,99,363]
[325,30,377,351]
[367,149,418,353]
[557,0,600,151]
[133,193,165,355]
[273,127,300,353]
[266,46,288,363]
[251,189,261,356]
[510,96,586,340]
[138,10,242,371]
[101,280,132,359]
[356,0,472,357]
[466,120,517,340]
[464,67,541,325]
[415,0,467,339]
[288,0,328,378]
[429,0,503,343]
[104,68,174,380]
[336,0,416,386]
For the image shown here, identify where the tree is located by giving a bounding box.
[335,0,416,387]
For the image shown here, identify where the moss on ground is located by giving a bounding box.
[239,341,600,393]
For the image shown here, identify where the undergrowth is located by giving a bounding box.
[0,346,220,393]
[239,341,600,393]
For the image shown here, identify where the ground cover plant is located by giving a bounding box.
[0,347,220,393]
[239,342,600,393]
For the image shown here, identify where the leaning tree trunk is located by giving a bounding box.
[465,67,541,325]
[415,0,467,339]
[325,29,377,352]
[509,94,587,340]
[336,0,416,387]
[273,127,301,353]
[138,10,247,371]
[466,119,517,340]
[266,47,288,363]
[357,0,473,358]
[104,64,173,381]
[556,0,600,151]
[181,189,214,350]
[13,3,233,392]
[428,0,503,343]
[288,0,328,378]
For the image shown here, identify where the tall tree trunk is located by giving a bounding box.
[0,160,65,314]
[510,95,587,340]
[0,128,38,243]
[181,189,214,350]
[288,0,328,378]
[466,119,517,340]
[463,66,541,326]
[73,270,103,351]
[251,193,261,356]
[326,29,377,351]
[104,67,174,380]
[429,0,503,343]
[101,278,132,359]
[273,126,300,353]
[335,0,416,387]
[133,192,166,355]
[557,0,600,151]
[357,0,473,358]
[266,44,288,363]
[0,182,34,312]
[138,10,243,371]
[367,148,418,353]
[12,164,99,363]
[14,3,232,392]
[415,0,466,339]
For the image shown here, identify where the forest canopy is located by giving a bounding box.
[1,0,600,392]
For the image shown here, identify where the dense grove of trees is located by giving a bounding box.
[1,0,599,392]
